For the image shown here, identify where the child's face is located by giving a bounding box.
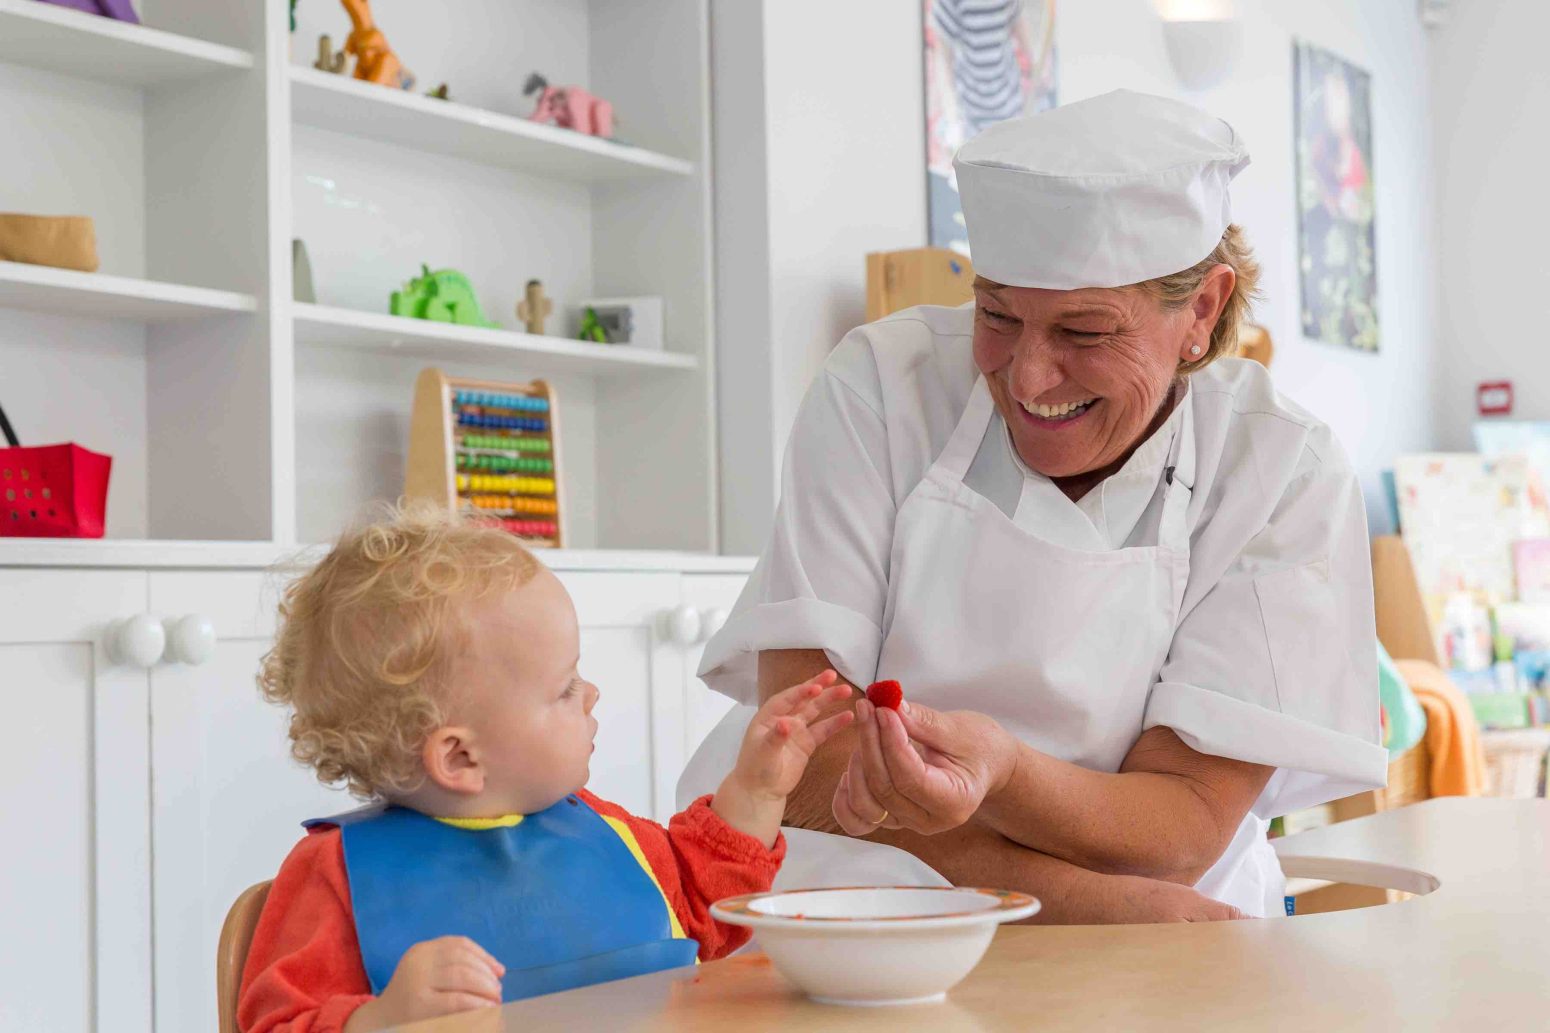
[452,569,600,814]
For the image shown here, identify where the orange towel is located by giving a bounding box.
[1394,659,1488,797]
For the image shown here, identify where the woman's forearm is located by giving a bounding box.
[978,729,1270,885]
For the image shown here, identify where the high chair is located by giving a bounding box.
[217,881,273,1033]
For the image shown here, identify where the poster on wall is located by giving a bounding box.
[1293,39,1379,352]
[924,0,1057,254]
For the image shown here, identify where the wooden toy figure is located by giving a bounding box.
[314,35,346,74]
[517,280,553,335]
[340,0,413,89]
[523,74,615,139]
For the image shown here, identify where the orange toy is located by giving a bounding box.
[340,0,413,89]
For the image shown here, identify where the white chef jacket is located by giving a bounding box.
[700,302,1388,823]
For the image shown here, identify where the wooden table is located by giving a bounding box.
[404,799,1549,1031]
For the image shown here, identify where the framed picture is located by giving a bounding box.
[1293,40,1378,352]
[924,0,1057,254]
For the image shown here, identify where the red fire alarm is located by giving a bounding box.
[1478,381,1514,416]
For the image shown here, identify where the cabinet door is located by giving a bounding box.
[680,574,747,760]
[147,571,355,1033]
[557,571,685,821]
[0,569,151,1033]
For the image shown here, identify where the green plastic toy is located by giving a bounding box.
[390,265,497,328]
[577,306,609,343]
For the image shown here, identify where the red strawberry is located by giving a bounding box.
[866,679,903,711]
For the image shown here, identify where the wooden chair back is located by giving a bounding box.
[217,880,273,1033]
[865,247,975,321]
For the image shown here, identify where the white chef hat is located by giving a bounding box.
[953,89,1250,290]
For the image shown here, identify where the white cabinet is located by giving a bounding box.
[680,574,744,759]
[145,571,354,1033]
[0,569,152,1033]
[0,557,747,1033]
[559,570,686,820]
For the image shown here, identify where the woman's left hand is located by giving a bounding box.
[831,698,1019,837]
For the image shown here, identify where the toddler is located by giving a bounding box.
[238,508,852,1032]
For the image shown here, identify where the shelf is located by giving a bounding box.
[0,1,252,86]
[0,262,256,321]
[289,67,695,182]
[293,303,698,377]
[0,536,756,572]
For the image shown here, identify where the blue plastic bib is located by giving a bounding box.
[304,795,699,1002]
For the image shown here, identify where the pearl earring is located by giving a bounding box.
[1190,345,1202,356]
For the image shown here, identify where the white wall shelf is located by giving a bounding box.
[0,536,754,572]
[289,67,695,182]
[293,303,697,376]
[0,1,252,86]
[0,262,256,322]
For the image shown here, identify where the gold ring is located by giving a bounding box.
[868,809,889,826]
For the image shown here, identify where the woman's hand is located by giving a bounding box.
[712,670,855,848]
[832,698,1018,837]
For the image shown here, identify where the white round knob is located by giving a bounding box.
[699,607,729,643]
[109,614,166,669]
[666,605,701,647]
[163,614,217,666]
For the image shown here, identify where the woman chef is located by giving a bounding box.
[680,90,1386,921]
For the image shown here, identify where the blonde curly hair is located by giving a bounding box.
[258,504,540,799]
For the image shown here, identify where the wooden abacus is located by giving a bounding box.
[406,368,565,547]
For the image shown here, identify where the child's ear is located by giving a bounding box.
[421,726,484,795]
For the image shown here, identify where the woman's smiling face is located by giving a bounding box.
[971,273,1229,480]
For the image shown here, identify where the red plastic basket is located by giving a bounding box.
[0,405,112,538]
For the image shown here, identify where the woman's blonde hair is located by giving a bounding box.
[258,503,540,799]
[1134,222,1262,375]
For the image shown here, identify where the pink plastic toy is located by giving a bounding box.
[524,73,614,139]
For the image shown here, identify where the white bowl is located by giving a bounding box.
[710,886,1039,1006]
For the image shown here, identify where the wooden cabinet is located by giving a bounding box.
[0,558,748,1032]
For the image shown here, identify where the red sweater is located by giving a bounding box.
[237,791,784,1033]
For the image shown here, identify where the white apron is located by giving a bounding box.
[680,376,1282,916]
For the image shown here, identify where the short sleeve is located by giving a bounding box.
[1144,431,1389,816]
[699,345,897,704]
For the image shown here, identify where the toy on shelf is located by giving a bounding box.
[577,307,608,344]
[390,265,497,328]
[292,239,317,302]
[0,402,112,539]
[39,0,139,23]
[575,296,664,349]
[340,0,414,90]
[524,73,614,138]
[407,369,565,548]
[517,279,553,335]
[426,83,452,101]
[314,35,347,73]
[0,214,99,272]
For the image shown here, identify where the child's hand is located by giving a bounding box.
[712,670,854,847]
[346,936,504,1031]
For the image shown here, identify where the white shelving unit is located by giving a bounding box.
[294,302,696,375]
[290,66,695,181]
[0,261,255,321]
[2,0,720,555]
[0,0,252,85]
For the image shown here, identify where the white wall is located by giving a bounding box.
[1429,0,1550,450]
[716,0,1441,548]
